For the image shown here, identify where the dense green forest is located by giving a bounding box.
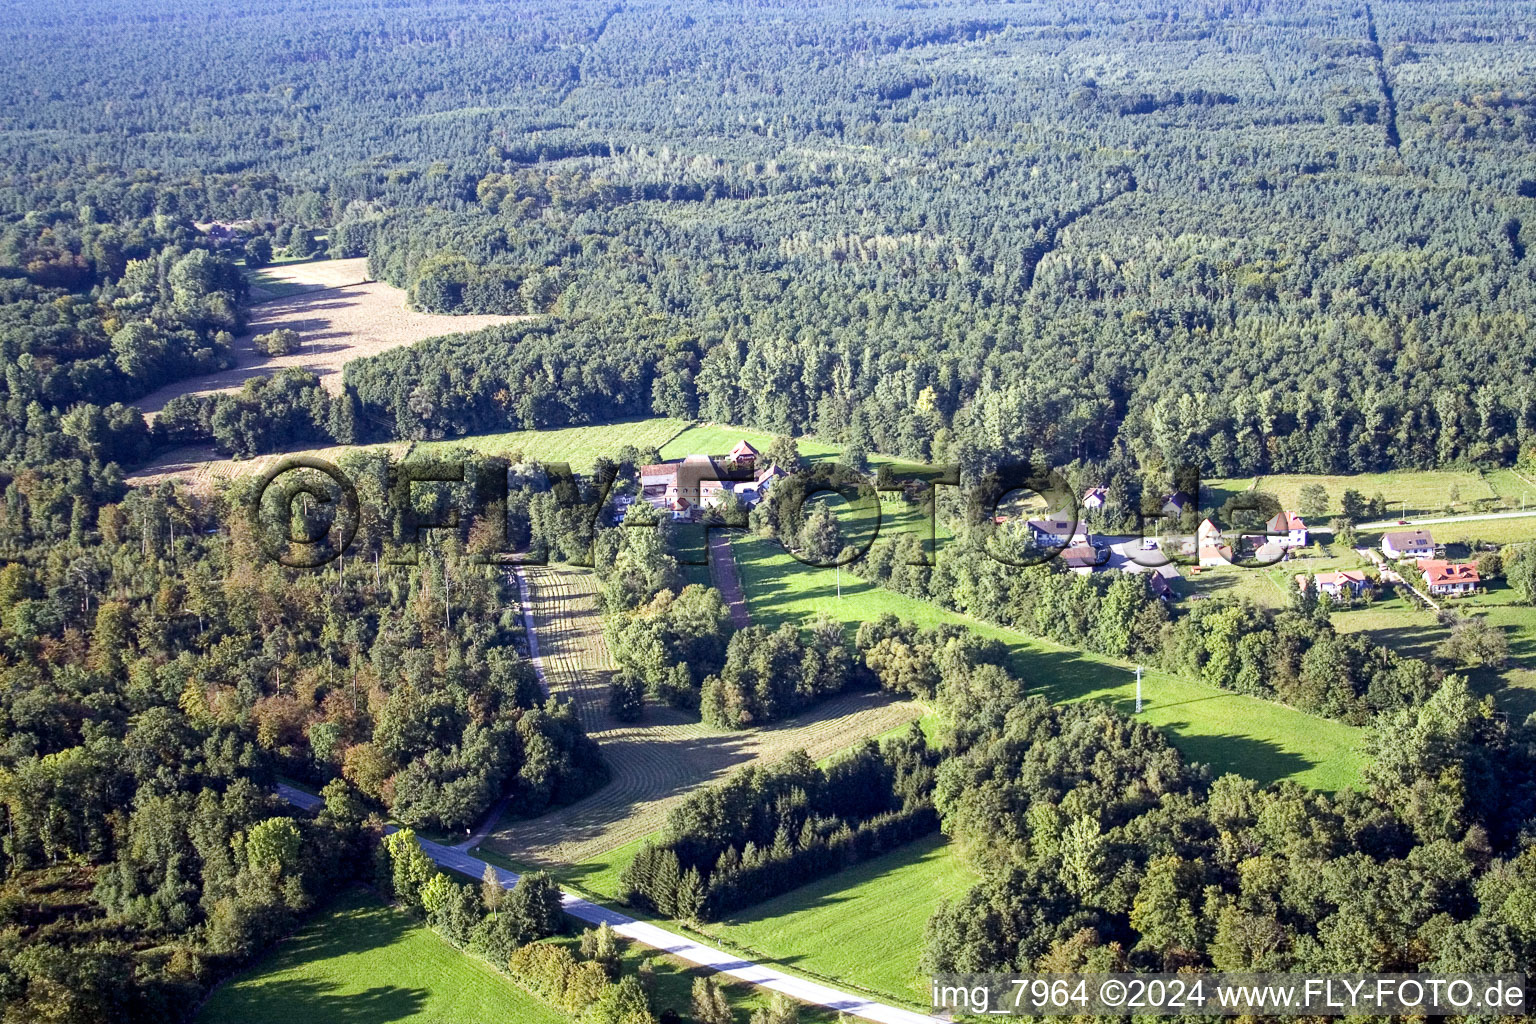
[5,0,1536,1018]
[9,0,1536,477]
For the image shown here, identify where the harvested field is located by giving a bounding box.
[247,256,371,300]
[483,565,921,867]
[125,440,412,490]
[135,265,532,417]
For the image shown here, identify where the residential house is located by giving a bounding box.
[730,463,784,505]
[668,497,693,521]
[640,442,778,515]
[1160,492,1192,518]
[1382,528,1435,561]
[727,439,759,471]
[1300,570,1373,598]
[1421,560,1480,597]
[1197,518,1231,567]
[1061,544,1104,573]
[1026,517,1090,547]
[1266,511,1309,548]
[1082,487,1108,510]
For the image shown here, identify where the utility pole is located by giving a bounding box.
[1135,665,1143,714]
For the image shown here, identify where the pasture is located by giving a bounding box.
[413,417,692,466]
[732,535,1367,791]
[196,888,566,1024]
[125,416,693,491]
[1334,582,1536,723]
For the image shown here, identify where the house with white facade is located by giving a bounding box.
[1026,517,1089,547]
[1421,560,1479,597]
[1266,510,1309,548]
[1382,528,1435,561]
[1300,570,1373,598]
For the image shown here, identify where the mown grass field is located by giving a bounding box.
[732,535,1367,791]
[1207,469,1512,520]
[692,833,977,1009]
[202,885,852,1024]
[487,830,976,1011]
[413,417,692,467]
[483,566,919,867]
[1365,516,1536,549]
[197,888,567,1024]
[661,423,841,464]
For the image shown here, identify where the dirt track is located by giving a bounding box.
[483,565,919,867]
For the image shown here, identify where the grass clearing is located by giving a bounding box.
[1175,541,1376,610]
[1205,470,1501,520]
[197,887,566,1024]
[200,885,848,1024]
[414,417,692,467]
[1334,581,1536,722]
[246,256,371,300]
[733,535,1366,791]
[691,833,978,1009]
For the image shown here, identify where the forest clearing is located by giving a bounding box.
[481,565,922,867]
[134,258,533,418]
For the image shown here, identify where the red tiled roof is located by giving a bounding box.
[1424,562,1478,586]
[1268,511,1306,532]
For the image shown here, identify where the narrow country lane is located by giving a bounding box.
[275,783,943,1024]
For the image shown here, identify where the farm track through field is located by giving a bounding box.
[485,565,920,867]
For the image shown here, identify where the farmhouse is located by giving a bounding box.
[1266,510,1309,548]
[1421,560,1480,597]
[639,441,780,519]
[1300,570,1373,598]
[1382,528,1435,561]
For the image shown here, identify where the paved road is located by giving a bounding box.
[1360,508,1536,529]
[276,784,942,1024]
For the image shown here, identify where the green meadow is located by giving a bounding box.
[1334,581,1536,724]
[691,833,978,1009]
[1206,468,1523,520]
[732,535,1367,791]
[197,888,567,1024]
[412,416,692,467]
